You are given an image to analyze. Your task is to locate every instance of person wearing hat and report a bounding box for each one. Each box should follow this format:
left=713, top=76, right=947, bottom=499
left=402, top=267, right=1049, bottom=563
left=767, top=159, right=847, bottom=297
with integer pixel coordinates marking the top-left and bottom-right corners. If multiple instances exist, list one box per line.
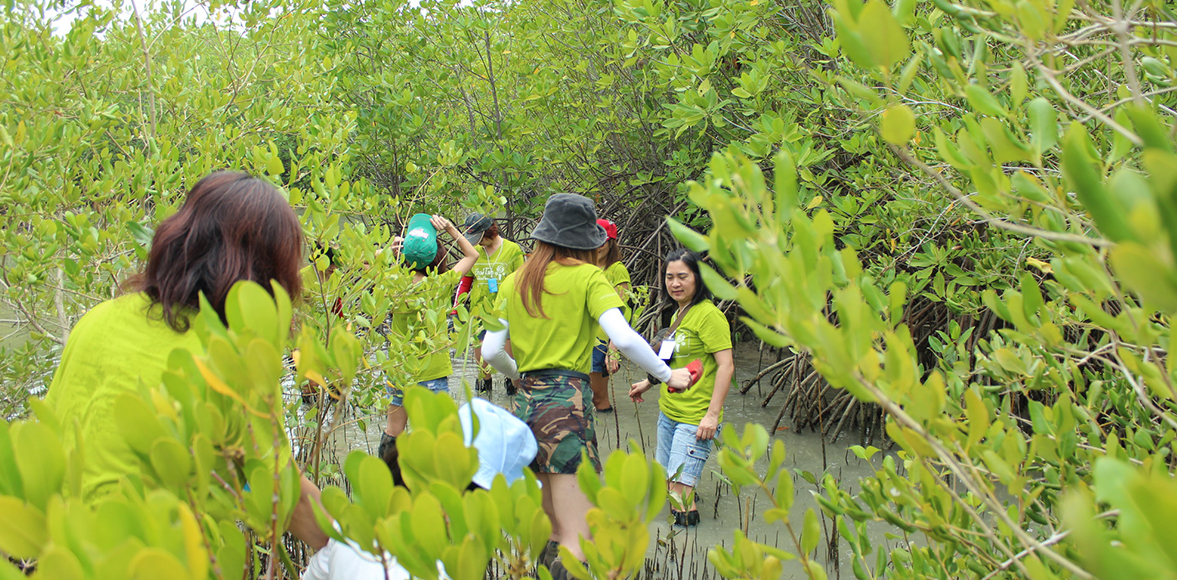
left=378, top=214, right=479, bottom=458
left=589, top=218, right=630, bottom=413
left=480, top=193, right=693, bottom=577
left=460, top=213, right=526, bottom=396
left=304, top=398, right=536, bottom=580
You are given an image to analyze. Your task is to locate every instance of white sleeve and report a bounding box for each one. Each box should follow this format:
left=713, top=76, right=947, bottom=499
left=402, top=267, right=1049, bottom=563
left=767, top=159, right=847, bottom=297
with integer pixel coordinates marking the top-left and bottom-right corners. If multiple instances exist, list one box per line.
left=301, top=541, right=334, bottom=580
left=599, top=308, right=672, bottom=382
left=481, top=322, right=519, bottom=380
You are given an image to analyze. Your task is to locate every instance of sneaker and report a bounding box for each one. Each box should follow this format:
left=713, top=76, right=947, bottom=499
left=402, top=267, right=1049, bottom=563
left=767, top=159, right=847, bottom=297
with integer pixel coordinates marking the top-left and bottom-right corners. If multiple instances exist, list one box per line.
left=377, top=432, right=396, bottom=459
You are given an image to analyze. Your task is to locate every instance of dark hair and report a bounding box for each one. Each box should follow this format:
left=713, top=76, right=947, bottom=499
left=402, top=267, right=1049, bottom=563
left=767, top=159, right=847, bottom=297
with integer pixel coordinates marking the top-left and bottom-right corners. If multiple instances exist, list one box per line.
left=515, top=240, right=596, bottom=318
left=413, top=238, right=449, bottom=276
left=483, top=222, right=500, bottom=241
left=662, top=248, right=712, bottom=306
left=598, top=238, right=621, bottom=269
left=129, top=171, right=304, bottom=332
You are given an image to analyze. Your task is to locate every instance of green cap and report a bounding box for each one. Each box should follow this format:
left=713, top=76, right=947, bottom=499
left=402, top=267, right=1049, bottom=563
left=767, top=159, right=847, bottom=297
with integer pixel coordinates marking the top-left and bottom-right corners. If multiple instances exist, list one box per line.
left=403, top=213, right=438, bottom=270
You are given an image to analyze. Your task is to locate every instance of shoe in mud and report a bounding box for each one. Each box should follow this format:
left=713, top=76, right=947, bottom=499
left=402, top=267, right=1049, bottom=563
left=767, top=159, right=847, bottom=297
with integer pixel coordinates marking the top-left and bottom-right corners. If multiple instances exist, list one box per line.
left=505, top=379, right=518, bottom=397
left=476, top=378, right=493, bottom=394
left=672, top=508, right=700, bottom=527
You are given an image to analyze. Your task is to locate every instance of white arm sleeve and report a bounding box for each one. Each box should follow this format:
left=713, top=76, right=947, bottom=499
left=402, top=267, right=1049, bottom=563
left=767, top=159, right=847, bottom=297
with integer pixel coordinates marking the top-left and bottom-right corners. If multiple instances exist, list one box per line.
left=481, top=322, right=519, bottom=381
left=599, top=308, right=672, bottom=382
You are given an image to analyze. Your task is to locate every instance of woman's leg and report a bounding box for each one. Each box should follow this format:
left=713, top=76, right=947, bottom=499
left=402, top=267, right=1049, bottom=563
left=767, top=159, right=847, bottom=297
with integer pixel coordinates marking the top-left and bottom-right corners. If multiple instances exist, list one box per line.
left=589, top=343, right=612, bottom=411
left=544, top=473, right=594, bottom=561
left=537, top=473, right=562, bottom=542
left=667, top=419, right=712, bottom=522
left=386, top=404, right=407, bottom=437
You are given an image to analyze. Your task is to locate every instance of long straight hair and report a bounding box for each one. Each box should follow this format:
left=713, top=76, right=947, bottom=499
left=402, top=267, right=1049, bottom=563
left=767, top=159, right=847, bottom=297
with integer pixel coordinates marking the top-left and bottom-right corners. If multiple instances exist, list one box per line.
left=130, top=171, right=304, bottom=331
left=516, top=240, right=596, bottom=318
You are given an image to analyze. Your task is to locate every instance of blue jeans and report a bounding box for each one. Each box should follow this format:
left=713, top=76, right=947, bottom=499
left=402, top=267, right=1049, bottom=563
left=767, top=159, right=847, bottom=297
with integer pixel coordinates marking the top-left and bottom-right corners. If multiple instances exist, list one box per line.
left=591, top=342, right=609, bottom=375
left=387, top=377, right=450, bottom=406
left=655, top=411, right=715, bottom=487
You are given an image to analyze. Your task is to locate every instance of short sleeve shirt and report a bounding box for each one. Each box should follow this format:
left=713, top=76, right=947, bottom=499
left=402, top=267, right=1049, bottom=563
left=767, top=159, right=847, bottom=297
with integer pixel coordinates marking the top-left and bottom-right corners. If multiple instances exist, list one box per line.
left=498, top=262, right=624, bottom=375
left=658, top=300, right=732, bottom=424
left=44, top=293, right=203, bottom=501
left=388, top=269, right=461, bottom=383
left=468, top=240, right=525, bottom=318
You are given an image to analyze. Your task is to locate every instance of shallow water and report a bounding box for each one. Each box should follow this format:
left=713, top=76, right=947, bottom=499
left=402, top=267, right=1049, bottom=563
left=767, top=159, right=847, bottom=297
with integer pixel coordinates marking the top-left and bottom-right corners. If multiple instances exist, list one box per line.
left=328, top=342, right=903, bottom=579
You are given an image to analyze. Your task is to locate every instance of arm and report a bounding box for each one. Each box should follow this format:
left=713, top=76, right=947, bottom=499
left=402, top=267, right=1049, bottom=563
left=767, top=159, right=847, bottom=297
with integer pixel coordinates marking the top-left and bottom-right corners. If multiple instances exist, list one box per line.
left=605, top=282, right=630, bottom=373
left=481, top=323, right=519, bottom=380
left=696, top=348, right=733, bottom=441
left=433, top=215, right=479, bottom=276
left=599, top=308, right=691, bottom=391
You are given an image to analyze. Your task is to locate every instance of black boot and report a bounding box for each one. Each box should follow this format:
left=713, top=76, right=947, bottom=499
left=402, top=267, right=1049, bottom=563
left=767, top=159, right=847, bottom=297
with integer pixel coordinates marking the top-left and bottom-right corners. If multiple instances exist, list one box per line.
left=505, top=378, right=518, bottom=397
left=476, top=377, right=493, bottom=394
left=549, top=559, right=586, bottom=580
left=377, top=431, right=396, bottom=459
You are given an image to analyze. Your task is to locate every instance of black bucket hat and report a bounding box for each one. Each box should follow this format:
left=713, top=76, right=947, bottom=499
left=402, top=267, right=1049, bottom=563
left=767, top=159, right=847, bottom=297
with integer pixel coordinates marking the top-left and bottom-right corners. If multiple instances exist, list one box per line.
left=462, top=213, right=493, bottom=244
left=531, top=193, right=607, bottom=250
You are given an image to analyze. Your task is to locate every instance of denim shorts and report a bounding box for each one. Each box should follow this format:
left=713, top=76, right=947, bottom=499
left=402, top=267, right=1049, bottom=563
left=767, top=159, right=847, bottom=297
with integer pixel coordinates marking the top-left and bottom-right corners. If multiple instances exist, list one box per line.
left=655, top=411, right=715, bottom=487
left=590, top=342, right=609, bottom=376
left=386, top=377, right=449, bottom=406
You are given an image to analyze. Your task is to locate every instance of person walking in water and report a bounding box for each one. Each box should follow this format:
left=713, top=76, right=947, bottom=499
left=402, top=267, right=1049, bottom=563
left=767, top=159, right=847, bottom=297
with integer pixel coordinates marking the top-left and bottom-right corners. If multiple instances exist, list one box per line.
left=588, top=218, right=630, bottom=413
left=481, top=194, right=693, bottom=579
left=378, top=214, right=480, bottom=458
left=461, top=213, right=525, bottom=396
left=629, top=249, right=734, bottom=527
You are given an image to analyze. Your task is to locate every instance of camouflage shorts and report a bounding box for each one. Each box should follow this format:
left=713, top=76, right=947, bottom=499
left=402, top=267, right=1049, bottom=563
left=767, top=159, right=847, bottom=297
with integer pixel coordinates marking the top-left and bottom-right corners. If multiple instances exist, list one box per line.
left=510, top=373, right=601, bottom=474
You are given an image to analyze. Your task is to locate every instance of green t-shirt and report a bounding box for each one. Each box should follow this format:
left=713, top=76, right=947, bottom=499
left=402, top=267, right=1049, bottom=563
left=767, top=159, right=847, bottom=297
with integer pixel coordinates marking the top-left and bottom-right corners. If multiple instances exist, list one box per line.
left=44, top=292, right=203, bottom=501
left=597, top=261, right=632, bottom=341
left=469, top=240, right=525, bottom=319
left=498, top=262, right=625, bottom=376
left=388, top=269, right=461, bottom=383
left=658, top=300, right=732, bottom=424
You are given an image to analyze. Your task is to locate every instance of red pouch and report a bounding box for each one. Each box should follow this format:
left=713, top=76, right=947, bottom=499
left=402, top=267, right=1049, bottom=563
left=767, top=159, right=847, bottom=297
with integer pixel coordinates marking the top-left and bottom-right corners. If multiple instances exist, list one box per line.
left=668, top=360, right=703, bottom=393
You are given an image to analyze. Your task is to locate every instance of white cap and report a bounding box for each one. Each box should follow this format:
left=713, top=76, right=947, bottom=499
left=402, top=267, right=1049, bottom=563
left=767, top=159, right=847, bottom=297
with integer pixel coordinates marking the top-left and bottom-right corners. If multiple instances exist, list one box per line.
left=458, top=398, right=538, bottom=489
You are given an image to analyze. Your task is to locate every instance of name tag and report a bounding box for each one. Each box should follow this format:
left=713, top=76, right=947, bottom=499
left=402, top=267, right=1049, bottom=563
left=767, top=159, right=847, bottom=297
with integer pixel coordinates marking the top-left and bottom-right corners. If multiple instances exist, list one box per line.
left=658, top=338, right=676, bottom=360
left=488, top=278, right=499, bottom=293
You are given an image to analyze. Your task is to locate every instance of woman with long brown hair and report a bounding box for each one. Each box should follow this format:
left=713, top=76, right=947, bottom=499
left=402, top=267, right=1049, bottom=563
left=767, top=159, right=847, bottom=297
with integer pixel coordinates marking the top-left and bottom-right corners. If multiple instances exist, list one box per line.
left=44, top=170, right=327, bottom=549
left=481, top=194, right=692, bottom=579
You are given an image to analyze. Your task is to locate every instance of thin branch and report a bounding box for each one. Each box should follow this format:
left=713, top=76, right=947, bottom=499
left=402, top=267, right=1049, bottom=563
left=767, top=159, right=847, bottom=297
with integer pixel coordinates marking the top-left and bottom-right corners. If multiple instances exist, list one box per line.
left=890, top=146, right=1113, bottom=248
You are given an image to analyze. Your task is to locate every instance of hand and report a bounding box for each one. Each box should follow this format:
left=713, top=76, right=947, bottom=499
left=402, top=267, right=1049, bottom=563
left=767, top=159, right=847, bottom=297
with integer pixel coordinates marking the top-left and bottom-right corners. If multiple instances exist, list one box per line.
left=629, top=380, right=652, bottom=403
left=606, top=349, right=620, bottom=374
left=696, top=412, right=719, bottom=441
left=390, top=236, right=404, bottom=255
left=431, top=215, right=457, bottom=235
left=664, top=367, right=692, bottom=393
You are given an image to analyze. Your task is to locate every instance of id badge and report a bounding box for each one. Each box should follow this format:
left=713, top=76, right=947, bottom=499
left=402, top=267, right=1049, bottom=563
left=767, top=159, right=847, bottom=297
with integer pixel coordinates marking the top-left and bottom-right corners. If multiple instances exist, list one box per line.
left=658, top=338, right=676, bottom=360
left=488, top=278, right=499, bottom=293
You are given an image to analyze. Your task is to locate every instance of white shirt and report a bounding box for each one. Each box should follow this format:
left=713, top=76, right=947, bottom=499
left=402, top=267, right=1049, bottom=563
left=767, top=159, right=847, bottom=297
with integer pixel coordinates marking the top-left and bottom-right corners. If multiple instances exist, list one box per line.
left=302, top=538, right=448, bottom=580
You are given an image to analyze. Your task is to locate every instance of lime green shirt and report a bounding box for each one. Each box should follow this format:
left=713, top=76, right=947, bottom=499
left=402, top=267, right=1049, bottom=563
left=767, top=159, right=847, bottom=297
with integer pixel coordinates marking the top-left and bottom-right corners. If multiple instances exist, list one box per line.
left=597, top=261, right=632, bottom=341
left=44, top=292, right=203, bottom=501
left=469, top=240, right=525, bottom=318
left=498, top=262, right=625, bottom=375
left=388, top=269, right=461, bottom=383
left=658, top=300, right=732, bottom=424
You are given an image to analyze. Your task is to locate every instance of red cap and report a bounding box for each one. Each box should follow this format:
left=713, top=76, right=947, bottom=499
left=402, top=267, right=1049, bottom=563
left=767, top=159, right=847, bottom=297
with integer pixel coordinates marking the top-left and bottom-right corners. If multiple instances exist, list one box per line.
left=596, top=218, right=618, bottom=240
